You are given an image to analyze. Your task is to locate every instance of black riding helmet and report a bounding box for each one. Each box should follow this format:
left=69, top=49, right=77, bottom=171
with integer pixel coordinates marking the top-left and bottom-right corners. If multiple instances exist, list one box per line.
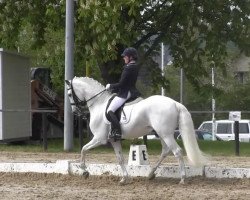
left=121, top=47, right=138, bottom=60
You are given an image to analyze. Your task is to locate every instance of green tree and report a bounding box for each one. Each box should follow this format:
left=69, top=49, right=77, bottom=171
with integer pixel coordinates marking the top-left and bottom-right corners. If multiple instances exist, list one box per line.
left=0, top=0, right=249, bottom=93
left=75, top=0, right=249, bottom=87
left=0, top=0, right=66, bottom=93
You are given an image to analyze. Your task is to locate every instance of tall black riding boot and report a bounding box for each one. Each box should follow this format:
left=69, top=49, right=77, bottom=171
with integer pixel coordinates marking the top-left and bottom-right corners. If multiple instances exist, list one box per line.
left=107, top=111, right=122, bottom=140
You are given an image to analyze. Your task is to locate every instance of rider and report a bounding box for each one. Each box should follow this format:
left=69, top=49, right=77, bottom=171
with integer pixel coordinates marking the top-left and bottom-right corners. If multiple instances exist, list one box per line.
left=106, top=47, right=141, bottom=140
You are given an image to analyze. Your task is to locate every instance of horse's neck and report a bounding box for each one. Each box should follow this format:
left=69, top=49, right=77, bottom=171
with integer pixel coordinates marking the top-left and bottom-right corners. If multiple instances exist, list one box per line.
left=75, top=80, right=110, bottom=110
left=87, top=90, right=110, bottom=105
left=74, top=79, right=101, bottom=99
left=86, top=91, right=111, bottom=114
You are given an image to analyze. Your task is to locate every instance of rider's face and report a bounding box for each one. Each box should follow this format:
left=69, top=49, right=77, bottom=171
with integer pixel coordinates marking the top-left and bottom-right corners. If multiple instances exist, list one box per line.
left=123, top=56, right=129, bottom=64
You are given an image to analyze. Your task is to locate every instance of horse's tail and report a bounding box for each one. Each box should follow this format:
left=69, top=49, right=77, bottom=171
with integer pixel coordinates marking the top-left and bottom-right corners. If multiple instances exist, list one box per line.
left=176, top=102, right=207, bottom=167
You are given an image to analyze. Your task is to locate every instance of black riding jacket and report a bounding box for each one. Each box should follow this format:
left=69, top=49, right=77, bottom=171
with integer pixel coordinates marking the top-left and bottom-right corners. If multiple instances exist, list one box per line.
left=110, top=62, right=140, bottom=99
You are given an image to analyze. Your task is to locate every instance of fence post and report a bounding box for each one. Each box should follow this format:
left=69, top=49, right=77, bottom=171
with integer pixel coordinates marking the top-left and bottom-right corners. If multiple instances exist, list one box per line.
left=143, top=135, right=148, bottom=147
left=78, top=114, right=84, bottom=151
left=234, top=120, right=240, bottom=156
left=86, top=115, right=92, bottom=139
left=229, top=111, right=241, bottom=156
left=42, top=113, right=48, bottom=151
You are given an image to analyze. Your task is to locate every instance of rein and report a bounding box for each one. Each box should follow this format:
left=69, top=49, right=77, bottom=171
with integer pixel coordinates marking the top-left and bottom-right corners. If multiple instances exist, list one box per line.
left=85, top=89, right=107, bottom=104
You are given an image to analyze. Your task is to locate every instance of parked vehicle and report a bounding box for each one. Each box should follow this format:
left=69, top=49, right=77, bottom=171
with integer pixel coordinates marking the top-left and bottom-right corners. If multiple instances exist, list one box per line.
left=198, top=120, right=250, bottom=142
left=195, top=130, right=222, bottom=141
left=141, top=128, right=223, bottom=141
left=138, top=130, right=159, bottom=140
left=174, top=130, right=222, bottom=141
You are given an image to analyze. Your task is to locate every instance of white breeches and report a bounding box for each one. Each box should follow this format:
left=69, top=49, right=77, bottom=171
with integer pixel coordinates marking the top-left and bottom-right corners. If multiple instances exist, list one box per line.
left=107, top=92, right=131, bottom=112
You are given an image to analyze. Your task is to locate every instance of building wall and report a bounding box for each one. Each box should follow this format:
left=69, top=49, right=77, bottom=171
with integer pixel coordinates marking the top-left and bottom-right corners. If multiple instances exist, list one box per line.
left=233, top=54, right=250, bottom=83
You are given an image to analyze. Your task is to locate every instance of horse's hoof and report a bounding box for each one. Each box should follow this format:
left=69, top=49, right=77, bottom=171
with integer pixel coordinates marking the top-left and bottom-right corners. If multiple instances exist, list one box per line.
left=82, top=171, right=90, bottom=179
left=119, top=181, right=126, bottom=186
left=119, top=178, right=130, bottom=186
left=179, top=179, right=185, bottom=184
left=148, top=173, right=156, bottom=180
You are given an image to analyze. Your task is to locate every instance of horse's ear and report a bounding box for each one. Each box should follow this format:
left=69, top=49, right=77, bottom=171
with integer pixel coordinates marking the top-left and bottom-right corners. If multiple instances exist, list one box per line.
left=65, top=80, right=70, bottom=86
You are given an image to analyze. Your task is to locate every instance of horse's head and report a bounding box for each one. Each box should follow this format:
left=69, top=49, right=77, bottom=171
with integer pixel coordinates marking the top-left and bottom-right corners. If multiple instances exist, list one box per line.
left=65, top=79, right=86, bottom=115
left=66, top=77, right=110, bottom=116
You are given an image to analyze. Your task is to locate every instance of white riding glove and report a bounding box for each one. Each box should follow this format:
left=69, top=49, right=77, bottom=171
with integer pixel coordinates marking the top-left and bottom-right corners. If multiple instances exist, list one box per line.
left=105, top=84, right=111, bottom=90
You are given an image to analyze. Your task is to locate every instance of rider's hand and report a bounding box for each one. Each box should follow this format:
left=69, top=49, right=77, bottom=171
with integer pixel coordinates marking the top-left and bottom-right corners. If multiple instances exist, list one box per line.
left=105, top=84, right=110, bottom=90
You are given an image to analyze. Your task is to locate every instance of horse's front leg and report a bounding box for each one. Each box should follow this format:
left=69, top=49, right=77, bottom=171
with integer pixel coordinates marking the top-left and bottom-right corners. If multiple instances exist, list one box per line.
left=79, top=137, right=102, bottom=178
left=110, top=140, right=129, bottom=185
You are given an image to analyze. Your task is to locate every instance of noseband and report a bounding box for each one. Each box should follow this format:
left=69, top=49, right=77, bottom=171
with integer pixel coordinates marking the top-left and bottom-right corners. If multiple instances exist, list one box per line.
left=68, top=81, right=106, bottom=115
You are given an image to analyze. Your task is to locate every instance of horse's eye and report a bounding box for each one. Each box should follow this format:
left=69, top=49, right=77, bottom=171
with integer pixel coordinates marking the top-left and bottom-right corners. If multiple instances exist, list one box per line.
left=68, top=94, right=72, bottom=97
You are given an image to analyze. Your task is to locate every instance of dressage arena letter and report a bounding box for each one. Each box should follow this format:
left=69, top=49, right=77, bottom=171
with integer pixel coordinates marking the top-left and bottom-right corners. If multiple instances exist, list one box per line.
left=132, top=150, right=136, bottom=161
left=128, top=145, right=149, bottom=165
left=142, top=150, right=147, bottom=160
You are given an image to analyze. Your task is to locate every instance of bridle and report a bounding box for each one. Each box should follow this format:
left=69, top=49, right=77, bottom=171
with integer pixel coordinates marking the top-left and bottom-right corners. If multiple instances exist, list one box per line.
left=67, top=80, right=106, bottom=115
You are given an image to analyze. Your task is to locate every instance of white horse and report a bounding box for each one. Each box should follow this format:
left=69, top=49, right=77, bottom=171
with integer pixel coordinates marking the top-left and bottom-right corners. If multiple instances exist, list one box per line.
left=65, top=77, right=206, bottom=184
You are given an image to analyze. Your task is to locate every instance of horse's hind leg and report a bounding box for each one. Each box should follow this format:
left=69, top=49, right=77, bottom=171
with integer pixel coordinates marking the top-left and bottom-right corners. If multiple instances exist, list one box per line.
left=162, top=137, right=186, bottom=184
left=176, top=148, right=186, bottom=184
left=110, top=140, right=129, bottom=185
left=148, top=139, right=170, bottom=180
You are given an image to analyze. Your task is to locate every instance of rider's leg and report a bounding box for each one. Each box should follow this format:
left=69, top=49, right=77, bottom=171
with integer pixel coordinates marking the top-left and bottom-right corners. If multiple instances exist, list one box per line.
left=107, top=110, right=122, bottom=139
left=107, top=92, right=131, bottom=140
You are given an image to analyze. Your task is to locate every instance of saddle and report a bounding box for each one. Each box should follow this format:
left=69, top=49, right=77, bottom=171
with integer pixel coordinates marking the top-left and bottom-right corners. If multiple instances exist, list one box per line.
left=104, top=95, right=143, bottom=124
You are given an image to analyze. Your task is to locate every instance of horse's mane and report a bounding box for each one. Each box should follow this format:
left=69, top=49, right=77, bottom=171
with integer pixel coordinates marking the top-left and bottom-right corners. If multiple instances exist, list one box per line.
left=74, top=76, right=105, bottom=92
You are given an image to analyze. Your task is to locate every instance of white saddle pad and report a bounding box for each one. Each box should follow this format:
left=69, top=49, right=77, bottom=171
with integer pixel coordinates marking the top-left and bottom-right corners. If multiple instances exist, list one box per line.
left=103, top=97, right=143, bottom=124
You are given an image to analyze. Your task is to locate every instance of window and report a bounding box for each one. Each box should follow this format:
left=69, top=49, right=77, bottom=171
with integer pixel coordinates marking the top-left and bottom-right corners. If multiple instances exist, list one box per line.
left=202, top=133, right=213, bottom=140
left=238, top=123, right=249, bottom=134
left=217, top=123, right=232, bottom=134
left=201, top=123, right=212, bottom=132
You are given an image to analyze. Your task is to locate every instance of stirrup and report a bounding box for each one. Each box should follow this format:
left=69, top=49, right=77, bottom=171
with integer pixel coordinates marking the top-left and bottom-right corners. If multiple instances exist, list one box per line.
left=109, top=129, right=122, bottom=140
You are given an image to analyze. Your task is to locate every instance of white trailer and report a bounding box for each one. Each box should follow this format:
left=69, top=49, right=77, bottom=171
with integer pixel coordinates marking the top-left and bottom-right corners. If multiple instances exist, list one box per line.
left=0, top=49, right=31, bottom=141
